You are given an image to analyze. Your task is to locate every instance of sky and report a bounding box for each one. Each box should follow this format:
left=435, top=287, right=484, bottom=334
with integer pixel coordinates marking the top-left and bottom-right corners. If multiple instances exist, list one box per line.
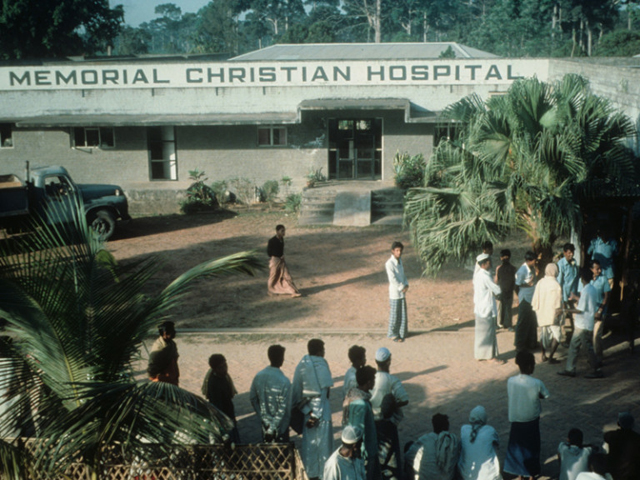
left=115, top=0, right=211, bottom=26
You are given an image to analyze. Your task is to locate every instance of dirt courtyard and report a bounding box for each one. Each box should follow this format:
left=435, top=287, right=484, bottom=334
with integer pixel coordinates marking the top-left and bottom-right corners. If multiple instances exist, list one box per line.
left=110, top=209, right=640, bottom=480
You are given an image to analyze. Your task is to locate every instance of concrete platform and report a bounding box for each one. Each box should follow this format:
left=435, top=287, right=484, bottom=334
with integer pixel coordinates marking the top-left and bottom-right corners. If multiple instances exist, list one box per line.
left=333, top=191, right=371, bottom=226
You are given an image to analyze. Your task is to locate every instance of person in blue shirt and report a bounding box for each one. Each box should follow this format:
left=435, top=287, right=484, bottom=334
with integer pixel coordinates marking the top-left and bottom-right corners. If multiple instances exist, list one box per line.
left=557, top=243, right=579, bottom=304
left=577, top=260, right=611, bottom=366
left=587, top=229, right=618, bottom=288
left=558, top=268, right=604, bottom=378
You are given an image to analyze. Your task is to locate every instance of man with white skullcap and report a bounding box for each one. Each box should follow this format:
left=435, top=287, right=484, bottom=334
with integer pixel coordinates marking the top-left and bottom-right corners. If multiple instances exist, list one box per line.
left=370, top=347, right=409, bottom=479
left=324, top=426, right=366, bottom=480
left=473, top=253, right=504, bottom=364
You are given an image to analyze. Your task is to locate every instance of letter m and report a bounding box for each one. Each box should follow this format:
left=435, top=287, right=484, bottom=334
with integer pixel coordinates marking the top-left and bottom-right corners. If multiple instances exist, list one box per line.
left=10, top=71, right=31, bottom=86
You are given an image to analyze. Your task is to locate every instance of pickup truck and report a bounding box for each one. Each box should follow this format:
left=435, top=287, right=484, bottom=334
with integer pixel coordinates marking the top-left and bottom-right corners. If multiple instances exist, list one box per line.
left=0, top=164, right=130, bottom=240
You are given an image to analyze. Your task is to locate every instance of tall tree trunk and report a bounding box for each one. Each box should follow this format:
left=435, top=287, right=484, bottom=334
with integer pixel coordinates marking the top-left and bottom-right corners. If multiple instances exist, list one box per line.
left=375, top=0, right=381, bottom=43
left=587, top=20, right=592, bottom=56
left=423, top=12, right=427, bottom=42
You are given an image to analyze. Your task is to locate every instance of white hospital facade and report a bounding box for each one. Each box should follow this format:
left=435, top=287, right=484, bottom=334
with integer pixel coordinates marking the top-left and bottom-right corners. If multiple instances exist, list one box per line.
left=1, top=44, right=639, bottom=214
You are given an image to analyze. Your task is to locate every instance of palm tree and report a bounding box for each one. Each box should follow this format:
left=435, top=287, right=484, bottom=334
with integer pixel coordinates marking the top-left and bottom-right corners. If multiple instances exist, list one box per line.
left=404, top=74, right=637, bottom=276
left=0, top=199, right=262, bottom=478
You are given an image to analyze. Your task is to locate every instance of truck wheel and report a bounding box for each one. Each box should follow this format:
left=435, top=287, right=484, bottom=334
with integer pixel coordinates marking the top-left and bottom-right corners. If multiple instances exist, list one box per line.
left=89, top=210, right=116, bottom=240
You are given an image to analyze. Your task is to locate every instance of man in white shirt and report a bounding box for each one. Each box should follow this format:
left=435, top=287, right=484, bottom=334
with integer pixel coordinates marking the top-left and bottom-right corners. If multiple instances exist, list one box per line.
left=385, top=241, right=409, bottom=342
left=473, top=253, right=503, bottom=363
left=558, top=428, right=592, bottom=480
left=405, top=413, right=460, bottom=480
left=504, top=351, right=550, bottom=479
left=515, top=251, right=538, bottom=352
left=292, top=339, right=334, bottom=480
left=558, top=269, right=604, bottom=379
left=249, top=344, right=291, bottom=443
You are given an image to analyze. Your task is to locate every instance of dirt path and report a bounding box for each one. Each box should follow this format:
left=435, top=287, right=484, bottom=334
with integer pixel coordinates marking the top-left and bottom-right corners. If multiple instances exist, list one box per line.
left=114, top=210, right=640, bottom=480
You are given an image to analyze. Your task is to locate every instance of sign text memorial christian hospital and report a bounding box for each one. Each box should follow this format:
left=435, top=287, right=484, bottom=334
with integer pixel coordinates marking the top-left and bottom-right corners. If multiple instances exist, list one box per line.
left=2, top=60, right=545, bottom=90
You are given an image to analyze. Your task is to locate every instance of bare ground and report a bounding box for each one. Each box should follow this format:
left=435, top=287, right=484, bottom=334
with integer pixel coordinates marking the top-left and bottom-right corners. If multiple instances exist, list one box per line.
left=112, top=207, right=640, bottom=480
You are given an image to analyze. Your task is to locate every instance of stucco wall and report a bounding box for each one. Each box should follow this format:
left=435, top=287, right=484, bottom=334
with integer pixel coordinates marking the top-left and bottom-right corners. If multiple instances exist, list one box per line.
left=548, top=59, right=640, bottom=153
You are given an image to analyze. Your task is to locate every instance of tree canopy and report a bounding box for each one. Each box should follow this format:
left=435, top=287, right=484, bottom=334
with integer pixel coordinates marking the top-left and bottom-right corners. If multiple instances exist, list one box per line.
left=2, top=0, right=638, bottom=59
left=0, top=0, right=124, bottom=59
left=107, top=0, right=640, bottom=58
left=403, top=74, right=638, bottom=276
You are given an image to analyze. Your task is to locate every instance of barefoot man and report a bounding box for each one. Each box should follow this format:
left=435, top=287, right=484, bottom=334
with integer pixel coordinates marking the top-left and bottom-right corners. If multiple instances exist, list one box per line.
left=267, top=224, right=301, bottom=297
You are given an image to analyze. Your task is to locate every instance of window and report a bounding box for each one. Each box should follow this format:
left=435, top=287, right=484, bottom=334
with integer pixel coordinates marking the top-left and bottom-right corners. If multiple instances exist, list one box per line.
left=0, top=124, right=13, bottom=148
left=258, top=126, right=287, bottom=146
left=73, top=127, right=115, bottom=148
left=434, top=123, right=460, bottom=146
left=148, top=126, right=178, bottom=181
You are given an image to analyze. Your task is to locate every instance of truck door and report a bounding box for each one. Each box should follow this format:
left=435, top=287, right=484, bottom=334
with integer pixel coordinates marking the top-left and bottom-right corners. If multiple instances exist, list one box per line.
left=41, top=175, right=77, bottom=224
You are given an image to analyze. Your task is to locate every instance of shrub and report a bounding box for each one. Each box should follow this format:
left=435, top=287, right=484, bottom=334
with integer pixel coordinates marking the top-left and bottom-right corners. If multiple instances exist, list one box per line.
left=285, top=193, right=302, bottom=214
left=261, top=180, right=280, bottom=203
left=180, top=169, right=218, bottom=214
left=211, top=180, right=229, bottom=204
left=393, top=152, right=426, bottom=190
left=228, top=177, right=255, bottom=205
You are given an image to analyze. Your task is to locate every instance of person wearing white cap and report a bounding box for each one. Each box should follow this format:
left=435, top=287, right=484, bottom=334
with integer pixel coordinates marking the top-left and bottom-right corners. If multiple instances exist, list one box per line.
left=292, top=338, right=334, bottom=480
left=473, top=253, right=504, bottom=364
left=385, top=241, right=409, bottom=342
left=370, top=347, right=409, bottom=479
left=324, top=426, right=366, bottom=480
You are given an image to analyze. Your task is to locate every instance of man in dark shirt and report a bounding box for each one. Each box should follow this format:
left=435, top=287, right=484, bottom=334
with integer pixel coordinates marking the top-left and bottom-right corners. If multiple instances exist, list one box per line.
left=267, top=224, right=301, bottom=297
left=603, top=412, right=640, bottom=480
left=495, top=249, right=517, bottom=330
left=204, top=354, right=240, bottom=443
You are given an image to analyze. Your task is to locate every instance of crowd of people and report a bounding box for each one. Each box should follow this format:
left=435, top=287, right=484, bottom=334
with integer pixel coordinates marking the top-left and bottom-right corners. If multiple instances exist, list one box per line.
left=141, top=230, right=640, bottom=480
left=471, top=232, right=632, bottom=380
left=147, top=328, right=640, bottom=480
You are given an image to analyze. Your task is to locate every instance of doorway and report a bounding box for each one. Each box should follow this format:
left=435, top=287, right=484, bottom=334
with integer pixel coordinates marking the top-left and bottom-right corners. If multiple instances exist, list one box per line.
left=328, top=118, right=382, bottom=180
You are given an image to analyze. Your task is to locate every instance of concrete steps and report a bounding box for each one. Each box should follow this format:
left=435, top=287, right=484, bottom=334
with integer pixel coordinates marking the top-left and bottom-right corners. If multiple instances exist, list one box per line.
left=298, top=183, right=405, bottom=227
left=371, top=187, right=405, bottom=225
left=298, top=187, right=337, bottom=225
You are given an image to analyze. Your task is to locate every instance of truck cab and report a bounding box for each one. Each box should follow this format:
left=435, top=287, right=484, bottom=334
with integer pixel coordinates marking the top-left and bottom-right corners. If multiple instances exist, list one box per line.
left=0, top=165, right=130, bottom=240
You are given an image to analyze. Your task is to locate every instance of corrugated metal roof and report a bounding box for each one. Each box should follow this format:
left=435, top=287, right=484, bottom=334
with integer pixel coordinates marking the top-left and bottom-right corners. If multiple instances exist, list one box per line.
left=231, top=43, right=498, bottom=61
left=299, top=98, right=440, bottom=123
left=12, top=113, right=299, bottom=127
